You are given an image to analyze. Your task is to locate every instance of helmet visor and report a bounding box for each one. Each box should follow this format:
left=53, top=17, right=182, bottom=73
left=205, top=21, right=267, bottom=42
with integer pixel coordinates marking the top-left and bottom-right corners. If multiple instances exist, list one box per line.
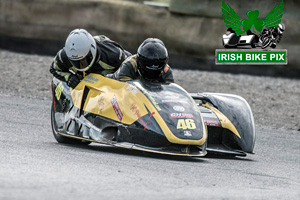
left=138, top=56, right=167, bottom=80
left=70, top=50, right=95, bottom=71
left=139, top=56, right=166, bottom=71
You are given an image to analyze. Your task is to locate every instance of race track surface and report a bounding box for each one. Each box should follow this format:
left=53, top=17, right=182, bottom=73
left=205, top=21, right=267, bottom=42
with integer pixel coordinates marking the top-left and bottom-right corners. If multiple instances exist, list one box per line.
left=0, top=50, right=300, bottom=199
left=0, top=95, right=300, bottom=200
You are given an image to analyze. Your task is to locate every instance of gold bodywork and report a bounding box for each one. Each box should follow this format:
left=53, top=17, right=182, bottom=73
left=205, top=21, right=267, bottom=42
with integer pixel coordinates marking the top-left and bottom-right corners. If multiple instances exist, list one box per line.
left=202, top=103, right=241, bottom=139
left=71, top=74, right=207, bottom=146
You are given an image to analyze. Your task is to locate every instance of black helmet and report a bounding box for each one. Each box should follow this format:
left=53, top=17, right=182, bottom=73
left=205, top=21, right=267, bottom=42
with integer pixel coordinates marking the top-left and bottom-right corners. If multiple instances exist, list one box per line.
left=137, top=38, right=168, bottom=80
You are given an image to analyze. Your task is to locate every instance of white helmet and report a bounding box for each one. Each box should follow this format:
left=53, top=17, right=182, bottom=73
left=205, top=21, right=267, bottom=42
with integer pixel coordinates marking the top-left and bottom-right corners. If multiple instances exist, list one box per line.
left=64, top=29, right=97, bottom=72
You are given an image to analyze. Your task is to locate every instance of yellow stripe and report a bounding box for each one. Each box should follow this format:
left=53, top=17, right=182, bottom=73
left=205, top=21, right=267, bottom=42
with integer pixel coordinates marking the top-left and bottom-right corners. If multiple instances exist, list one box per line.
left=129, top=56, right=138, bottom=72
left=202, top=103, right=241, bottom=138
left=99, top=60, right=115, bottom=70
left=118, top=76, right=133, bottom=81
left=56, top=71, right=71, bottom=81
left=93, top=36, right=101, bottom=42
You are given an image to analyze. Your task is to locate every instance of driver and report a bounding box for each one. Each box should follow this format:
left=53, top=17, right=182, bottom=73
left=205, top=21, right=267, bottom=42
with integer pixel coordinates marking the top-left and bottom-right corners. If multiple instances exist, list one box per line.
left=50, top=29, right=131, bottom=88
left=110, top=38, right=174, bottom=83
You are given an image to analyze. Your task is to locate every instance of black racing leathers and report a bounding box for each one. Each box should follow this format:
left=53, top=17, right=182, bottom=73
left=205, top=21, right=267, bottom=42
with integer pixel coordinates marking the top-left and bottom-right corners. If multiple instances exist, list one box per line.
left=50, top=35, right=131, bottom=85
left=111, top=55, right=174, bottom=83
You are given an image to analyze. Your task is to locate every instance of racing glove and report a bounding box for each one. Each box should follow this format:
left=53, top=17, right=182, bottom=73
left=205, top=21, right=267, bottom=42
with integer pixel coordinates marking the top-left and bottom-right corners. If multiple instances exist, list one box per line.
left=67, top=74, right=81, bottom=89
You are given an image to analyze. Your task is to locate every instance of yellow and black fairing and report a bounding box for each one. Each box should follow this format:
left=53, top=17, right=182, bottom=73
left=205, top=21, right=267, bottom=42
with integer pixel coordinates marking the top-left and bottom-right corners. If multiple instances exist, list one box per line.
left=190, top=93, right=256, bottom=157
left=51, top=73, right=207, bottom=156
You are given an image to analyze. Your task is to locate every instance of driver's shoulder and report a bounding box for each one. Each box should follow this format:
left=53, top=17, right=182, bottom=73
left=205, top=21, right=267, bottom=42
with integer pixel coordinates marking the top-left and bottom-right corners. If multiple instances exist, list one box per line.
left=55, top=49, right=71, bottom=66
left=93, top=35, right=110, bottom=43
left=122, top=55, right=138, bottom=71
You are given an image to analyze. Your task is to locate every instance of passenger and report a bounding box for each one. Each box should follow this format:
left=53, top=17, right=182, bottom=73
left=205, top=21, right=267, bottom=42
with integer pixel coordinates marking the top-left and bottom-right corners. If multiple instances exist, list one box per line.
left=110, top=38, right=174, bottom=83
left=50, top=29, right=131, bottom=88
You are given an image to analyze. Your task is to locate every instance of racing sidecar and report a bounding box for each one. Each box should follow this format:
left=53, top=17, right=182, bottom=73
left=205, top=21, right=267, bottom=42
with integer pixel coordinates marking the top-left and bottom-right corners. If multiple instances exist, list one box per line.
left=51, top=73, right=255, bottom=157
left=222, top=29, right=259, bottom=48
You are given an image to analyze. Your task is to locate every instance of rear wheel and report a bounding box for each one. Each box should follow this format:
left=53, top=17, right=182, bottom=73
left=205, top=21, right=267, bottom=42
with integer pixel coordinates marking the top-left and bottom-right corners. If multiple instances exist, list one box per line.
left=51, top=104, right=91, bottom=145
left=251, top=41, right=256, bottom=48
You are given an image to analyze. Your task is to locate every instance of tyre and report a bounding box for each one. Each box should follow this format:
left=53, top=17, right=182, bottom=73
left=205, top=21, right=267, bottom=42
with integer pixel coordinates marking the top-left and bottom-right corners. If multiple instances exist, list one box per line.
left=251, top=41, right=256, bottom=48
left=270, top=43, right=277, bottom=48
left=51, top=104, right=91, bottom=145
left=261, top=37, right=272, bottom=49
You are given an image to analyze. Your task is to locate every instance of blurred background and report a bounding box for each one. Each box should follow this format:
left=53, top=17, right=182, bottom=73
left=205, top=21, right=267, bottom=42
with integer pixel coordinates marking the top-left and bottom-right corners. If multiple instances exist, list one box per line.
left=0, top=0, right=299, bottom=77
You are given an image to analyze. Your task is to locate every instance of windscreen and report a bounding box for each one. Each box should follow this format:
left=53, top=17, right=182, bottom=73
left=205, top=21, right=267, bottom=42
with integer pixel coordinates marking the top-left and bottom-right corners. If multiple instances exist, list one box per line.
left=130, top=81, right=205, bottom=141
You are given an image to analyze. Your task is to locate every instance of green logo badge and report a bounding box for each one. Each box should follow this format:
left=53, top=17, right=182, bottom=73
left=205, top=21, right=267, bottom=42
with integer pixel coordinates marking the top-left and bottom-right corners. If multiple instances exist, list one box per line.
left=222, top=0, right=283, bottom=35
left=216, top=1, right=287, bottom=65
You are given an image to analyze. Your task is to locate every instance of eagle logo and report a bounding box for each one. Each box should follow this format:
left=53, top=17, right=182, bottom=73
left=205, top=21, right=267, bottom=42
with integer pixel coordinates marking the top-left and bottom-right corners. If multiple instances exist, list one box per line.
left=221, top=1, right=285, bottom=49
left=222, top=1, right=283, bottom=35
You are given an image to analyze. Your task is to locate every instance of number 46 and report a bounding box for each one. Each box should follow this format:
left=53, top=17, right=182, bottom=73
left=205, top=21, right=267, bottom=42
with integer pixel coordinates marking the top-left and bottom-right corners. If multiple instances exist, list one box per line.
left=177, top=119, right=196, bottom=130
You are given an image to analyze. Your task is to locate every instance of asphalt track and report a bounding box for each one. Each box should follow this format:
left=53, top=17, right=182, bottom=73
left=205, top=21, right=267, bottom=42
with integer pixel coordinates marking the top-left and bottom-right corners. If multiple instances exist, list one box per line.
left=0, top=94, right=299, bottom=200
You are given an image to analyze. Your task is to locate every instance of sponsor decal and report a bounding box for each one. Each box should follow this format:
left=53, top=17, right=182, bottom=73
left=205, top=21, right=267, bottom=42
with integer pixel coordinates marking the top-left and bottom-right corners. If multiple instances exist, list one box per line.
left=177, top=119, right=196, bottom=130
left=130, top=103, right=155, bottom=130
left=173, top=106, right=185, bottom=112
left=184, top=131, right=192, bottom=137
left=216, top=1, right=287, bottom=65
left=84, top=75, right=99, bottom=84
left=126, top=86, right=139, bottom=94
left=204, top=120, right=219, bottom=127
left=98, top=96, right=105, bottom=113
left=55, top=82, right=64, bottom=101
left=170, top=113, right=194, bottom=119
left=111, top=95, right=123, bottom=121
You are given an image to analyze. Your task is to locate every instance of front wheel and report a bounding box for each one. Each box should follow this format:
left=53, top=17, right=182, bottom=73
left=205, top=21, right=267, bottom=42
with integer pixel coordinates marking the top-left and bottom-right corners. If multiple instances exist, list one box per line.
left=51, top=104, right=91, bottom=145
left=261, top=37, right=272, bottom=49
